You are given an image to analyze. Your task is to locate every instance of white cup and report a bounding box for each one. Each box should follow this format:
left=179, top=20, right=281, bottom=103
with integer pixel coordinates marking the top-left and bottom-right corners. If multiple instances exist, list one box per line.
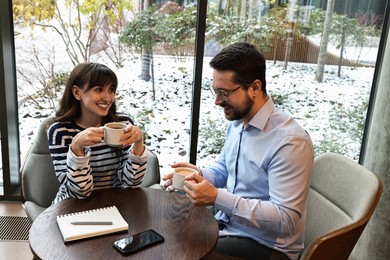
left=172, top=167, right=198, bottom=191
left=103, top=122, right=127, bottom=147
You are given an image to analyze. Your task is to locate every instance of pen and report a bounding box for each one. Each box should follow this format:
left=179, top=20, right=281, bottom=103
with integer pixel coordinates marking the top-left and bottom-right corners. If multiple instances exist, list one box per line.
left=71, top=221, right=113, bottom=225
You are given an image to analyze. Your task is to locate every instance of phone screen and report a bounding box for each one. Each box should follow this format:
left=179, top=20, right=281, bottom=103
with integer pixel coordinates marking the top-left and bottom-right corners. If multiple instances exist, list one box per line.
left=113, top=229, right=164, bottom=255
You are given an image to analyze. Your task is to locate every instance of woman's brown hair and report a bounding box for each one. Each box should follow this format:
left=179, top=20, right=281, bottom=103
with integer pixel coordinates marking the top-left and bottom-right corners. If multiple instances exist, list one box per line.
left=55, top=62, right=119, bottom=124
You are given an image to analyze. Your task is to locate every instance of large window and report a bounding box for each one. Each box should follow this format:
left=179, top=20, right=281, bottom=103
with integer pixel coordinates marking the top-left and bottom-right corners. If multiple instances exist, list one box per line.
left=1, top=0, right=388, bottom=198
left=198, top=0, right=384, bottom=166
left=13, top=0, right=199, bottom=176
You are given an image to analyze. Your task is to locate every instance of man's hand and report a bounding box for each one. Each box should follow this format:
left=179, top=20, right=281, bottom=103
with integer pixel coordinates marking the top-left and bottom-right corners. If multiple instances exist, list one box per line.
left=162, top=162, right=200, bottom=191
left=183, top=174, right=218, bottom=206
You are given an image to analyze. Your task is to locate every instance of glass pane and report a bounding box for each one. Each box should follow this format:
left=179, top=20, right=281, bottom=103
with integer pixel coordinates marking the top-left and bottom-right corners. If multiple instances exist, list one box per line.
left=14, top=1, right=198, bottom=183
left=199, top=0, right=385, bottom=162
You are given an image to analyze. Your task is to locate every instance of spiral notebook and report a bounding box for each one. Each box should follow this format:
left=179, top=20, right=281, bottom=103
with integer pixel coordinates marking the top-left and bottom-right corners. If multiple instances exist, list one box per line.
left=56, top=206, right=128, bottom=242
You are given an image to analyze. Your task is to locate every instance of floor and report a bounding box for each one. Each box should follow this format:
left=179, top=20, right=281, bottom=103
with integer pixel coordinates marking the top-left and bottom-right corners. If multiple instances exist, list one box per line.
left=0, top=201, right=34, bottom=260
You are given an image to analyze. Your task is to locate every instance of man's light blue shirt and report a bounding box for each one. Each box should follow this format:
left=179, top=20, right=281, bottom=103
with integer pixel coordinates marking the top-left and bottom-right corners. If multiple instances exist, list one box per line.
left=202, top=97, right=314, bottom=260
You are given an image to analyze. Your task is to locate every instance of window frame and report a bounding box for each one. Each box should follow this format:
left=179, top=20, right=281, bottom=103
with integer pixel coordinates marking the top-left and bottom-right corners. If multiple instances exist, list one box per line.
left=0, top=0, right=21, bottom=200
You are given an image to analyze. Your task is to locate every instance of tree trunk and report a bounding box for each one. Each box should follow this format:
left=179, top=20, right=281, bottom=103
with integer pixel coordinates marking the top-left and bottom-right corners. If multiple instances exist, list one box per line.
left=283, top=0, right=297, bottom=70
left=141, top=50, right=152, bottom=82
left=273, top=37, right=279, bottom=64
left=140, top=0, right=152, bottom=82
left=283, top=24, right=294, bottom=70
left=315, top=0, right=335, bottom=83
left=217, top=0, right=224, bottom=15
left=233, top=0, right=239, bottom=17
left=337, top=29, right=345, bottom=77
left=338, top=0, right=349, bottom=78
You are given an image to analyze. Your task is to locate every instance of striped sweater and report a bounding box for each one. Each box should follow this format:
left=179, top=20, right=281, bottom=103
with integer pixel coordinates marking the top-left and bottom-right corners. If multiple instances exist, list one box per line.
left=47, top=115, right=147, bottom=204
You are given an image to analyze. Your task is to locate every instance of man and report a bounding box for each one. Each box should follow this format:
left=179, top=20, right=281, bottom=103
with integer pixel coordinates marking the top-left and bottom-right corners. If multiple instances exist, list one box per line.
left=163, top=42, right=314, bottom=260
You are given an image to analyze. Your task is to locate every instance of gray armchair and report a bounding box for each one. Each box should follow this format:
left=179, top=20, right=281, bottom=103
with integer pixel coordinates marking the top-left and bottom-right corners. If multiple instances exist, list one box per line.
left=300, top=152, right=383, bottom=260
left=20, top=116, right=162, bottom=222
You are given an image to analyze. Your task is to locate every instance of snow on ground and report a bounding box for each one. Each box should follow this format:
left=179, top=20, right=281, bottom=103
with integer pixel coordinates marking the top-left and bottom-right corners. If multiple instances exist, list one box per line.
left=1, top=24, right=377, bottom=182
left=16, top=55, right=374, bottom=177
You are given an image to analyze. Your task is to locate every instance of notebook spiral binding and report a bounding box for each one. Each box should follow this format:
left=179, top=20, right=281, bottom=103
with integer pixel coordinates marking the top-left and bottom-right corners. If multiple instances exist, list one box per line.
left=58, top=206, right=115, bottom=218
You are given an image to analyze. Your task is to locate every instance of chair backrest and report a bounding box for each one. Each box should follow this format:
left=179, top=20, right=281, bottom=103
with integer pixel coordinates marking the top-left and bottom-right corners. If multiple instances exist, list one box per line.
left=20, top=116, right=58, bottom=209
left=20, top=116, right=161, bottom=221
left=300, top=152, right=383, bottom=260
left=142, top=150, right=161, bottom=188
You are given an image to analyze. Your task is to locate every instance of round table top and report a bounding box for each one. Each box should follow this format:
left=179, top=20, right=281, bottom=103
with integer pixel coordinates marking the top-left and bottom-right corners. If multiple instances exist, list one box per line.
left=29, top=187, right=219, bottom=259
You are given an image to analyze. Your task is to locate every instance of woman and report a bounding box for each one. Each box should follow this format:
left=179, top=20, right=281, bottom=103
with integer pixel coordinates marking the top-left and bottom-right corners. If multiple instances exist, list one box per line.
left=48, top=62, right=147, bottom=204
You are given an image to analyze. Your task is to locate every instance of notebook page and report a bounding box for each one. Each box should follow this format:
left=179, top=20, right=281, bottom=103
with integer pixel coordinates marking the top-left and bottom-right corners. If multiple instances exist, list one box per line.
left=56, top=205, right=128, bottom=242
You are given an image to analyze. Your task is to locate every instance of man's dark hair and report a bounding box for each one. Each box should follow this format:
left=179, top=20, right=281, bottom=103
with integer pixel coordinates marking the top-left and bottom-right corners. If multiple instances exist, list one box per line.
left=209, top=42, right=266, bottom=93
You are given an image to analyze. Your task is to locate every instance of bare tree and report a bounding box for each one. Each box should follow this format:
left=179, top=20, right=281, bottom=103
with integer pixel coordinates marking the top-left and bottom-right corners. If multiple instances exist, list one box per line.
left=13, top=0, right=132, bottom=66
left=17, top=45, right=61, bottom=109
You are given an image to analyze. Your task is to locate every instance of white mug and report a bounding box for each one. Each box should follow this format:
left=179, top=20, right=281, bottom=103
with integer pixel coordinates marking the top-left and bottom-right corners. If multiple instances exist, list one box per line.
left=172, top=167, right=198, bottom=191
left=103, top=122, right=127, bottom=147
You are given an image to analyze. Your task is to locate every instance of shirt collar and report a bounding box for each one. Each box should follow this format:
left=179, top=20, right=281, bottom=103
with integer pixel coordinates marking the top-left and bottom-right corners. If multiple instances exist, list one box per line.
left=232, top=96, right=275, bottom=131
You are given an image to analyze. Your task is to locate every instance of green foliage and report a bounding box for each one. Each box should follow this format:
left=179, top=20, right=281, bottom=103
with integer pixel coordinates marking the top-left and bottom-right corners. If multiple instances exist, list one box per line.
left=265, top=6, right=289, bottom=40
left=134, top=108, right=154, bottom=140
left=331, top=13, right=373, bottom=48
left=43, top=71, right=68, bottom=107
left=156, top=6, right=197, bottom=52
left=48, top=71, right=68, bottom=91
left=120, top=4, right=197, bottom=56
left=271, top=92, right=289, bottom=106
left=297, top=8, right=372, bottom=48
left=119, top=5, right=161, bottom=53
left=135, top=108, right=154, bottom=130
left=315, top=100, right=368, bottom=158
left=207, top=15, right=271, bottom=52
left=331, top=100, right=368, bottom=141
left=198, top=118, right=227, bottom=158
left=298, top=8, right=326, bottom=36
left=315, top=134, right=345, bottom=156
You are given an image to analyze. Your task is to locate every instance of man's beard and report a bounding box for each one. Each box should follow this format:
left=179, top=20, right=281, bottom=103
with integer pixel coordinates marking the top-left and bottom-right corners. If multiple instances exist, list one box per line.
left=220, top=95, right=254, bottom=121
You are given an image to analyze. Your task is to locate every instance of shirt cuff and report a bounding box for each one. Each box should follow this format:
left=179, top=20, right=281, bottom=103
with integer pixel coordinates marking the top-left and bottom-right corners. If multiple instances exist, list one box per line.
left=67, top=147, right=90, bottom=165
left=129, top=145, right=148, bottom=162
left=201, top=168, right=216, bottom=184
left=214, top=188, right=237, bottom=217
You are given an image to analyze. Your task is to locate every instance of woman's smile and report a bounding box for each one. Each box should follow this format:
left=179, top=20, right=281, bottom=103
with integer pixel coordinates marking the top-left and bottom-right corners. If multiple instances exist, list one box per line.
left=97, top=102, right=110, bottom=110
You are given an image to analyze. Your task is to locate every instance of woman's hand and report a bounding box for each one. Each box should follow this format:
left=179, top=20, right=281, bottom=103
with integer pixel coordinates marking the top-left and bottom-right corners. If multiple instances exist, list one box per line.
left=122, top=125, right=145, bottom=156
left=71, top=127, right=104, bottom=156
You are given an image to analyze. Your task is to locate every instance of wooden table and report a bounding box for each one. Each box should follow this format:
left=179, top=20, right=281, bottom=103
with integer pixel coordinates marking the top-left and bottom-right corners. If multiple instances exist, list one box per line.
left=29, top=187, right=219, bottom=259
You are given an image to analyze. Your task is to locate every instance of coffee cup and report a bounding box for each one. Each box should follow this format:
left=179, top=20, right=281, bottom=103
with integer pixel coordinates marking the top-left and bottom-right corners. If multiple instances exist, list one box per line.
left=103, top=122, right=128, bottom=147
left=172, top=167, right=198, bottom=191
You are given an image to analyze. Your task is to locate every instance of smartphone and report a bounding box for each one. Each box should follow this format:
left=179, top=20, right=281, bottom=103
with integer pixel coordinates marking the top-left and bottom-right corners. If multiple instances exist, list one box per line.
left=113, top=229, right=164, bottom=255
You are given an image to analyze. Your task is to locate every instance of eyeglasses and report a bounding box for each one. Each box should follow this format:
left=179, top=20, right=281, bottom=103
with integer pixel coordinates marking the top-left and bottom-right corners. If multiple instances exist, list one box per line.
left=210, top=85, right=242, bottom=101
